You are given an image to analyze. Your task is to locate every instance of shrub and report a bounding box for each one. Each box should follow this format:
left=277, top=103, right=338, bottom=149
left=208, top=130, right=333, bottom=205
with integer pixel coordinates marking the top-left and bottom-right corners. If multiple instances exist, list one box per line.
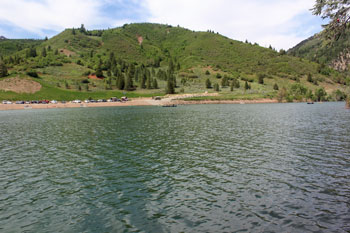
left=26, top=70, right=39, bottom=78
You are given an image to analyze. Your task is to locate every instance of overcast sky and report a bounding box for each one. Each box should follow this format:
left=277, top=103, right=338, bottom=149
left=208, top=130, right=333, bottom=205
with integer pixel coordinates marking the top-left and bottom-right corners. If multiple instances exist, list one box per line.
left=0, top=0, right=325, bottom=50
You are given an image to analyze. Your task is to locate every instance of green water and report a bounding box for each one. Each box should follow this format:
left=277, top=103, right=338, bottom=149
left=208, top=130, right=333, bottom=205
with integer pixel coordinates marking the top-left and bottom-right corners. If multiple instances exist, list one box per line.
left=1, top=103, right=350, bottom=232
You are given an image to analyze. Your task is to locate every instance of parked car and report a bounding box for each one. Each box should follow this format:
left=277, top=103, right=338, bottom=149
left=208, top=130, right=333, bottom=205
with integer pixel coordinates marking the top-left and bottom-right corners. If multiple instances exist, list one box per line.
left=72, top=100, right=81, bottom=103
left=50, top=100, right=58, bottom=104
left=61, top=101, right=66, bottom=104
left=15, top=101, right=25, bottom=104
left=2, top=100, right=8, bottom=104
left=84, top=100, right=90, bottom=103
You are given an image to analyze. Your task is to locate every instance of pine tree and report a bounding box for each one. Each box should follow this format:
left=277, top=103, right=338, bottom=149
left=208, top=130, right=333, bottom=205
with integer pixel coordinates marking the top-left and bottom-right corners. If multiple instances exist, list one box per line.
left=244, top=81, right=250, bottom=90
left=0, top=62, right=8, bottom=77
left=42, top=47, right=47, bottom=57
left=166, top=76, right=175, bottom=94
left=146, top=77, right=152, bottom=89
left=95, top=65, right=103, bottom=78
left=140, top=74, right=146, bottom=89
left=214, top=83, right=220, bottom=91
left=273, top=83, right=279, bottom=90
left=152, top=78, right=158, bottom=89
left=221, top=76, right=229, bottom=87
left=205, top=78, right=212, bottom=88
left=307, top=73, right=313, bottom=82
left=168, top=59, right=175, bottom=74
left=72, top=28, right=76, bottom=35
left=117, top=75, right=125, bottom=90
left=125, top=72, right=134, bottom=91
left=80, top=24, right=86, bottom=34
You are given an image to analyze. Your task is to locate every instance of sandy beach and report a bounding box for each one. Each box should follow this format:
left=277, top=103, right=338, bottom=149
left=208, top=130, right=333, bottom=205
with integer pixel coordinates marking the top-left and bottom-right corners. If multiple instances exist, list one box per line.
left=0, top=94, right=278, bottom=111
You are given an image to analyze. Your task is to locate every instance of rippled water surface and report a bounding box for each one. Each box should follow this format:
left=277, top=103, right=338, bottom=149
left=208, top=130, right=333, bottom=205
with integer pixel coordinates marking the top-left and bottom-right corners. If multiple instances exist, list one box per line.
left=1, top=103, right=350, bottom=232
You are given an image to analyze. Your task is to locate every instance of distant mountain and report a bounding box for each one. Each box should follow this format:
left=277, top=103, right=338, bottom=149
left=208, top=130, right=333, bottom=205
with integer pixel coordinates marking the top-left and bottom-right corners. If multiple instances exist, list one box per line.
left=288, top=29, right=350, bottom=72
left=0, top=36, right=6, bottom=40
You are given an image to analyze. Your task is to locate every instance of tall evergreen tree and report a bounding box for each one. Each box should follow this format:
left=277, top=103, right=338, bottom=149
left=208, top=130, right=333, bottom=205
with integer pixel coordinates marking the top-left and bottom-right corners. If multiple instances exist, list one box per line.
left=206, top=78, right=212, bottom=88
left=168, top=59, right=175, bottom=74
left=146, top=76, right=152, bottom=89
left=125, top=71, right=134, bottom=91
left=0, top=62, right=8, bottom=77
left=117, top=75, right=125, bottom=90
left=152, top=78, right=159, bottom=89
left=244, top=81, right=251, bottom=90
left=80, top=24, right=86, bottom=34
left=166, top=75, right=175, bottom=94
left=140, top=74, right=146, bottom=89
left=95, top=65, right=104, bottom=78
left=42, top=47, right=47, bottom=57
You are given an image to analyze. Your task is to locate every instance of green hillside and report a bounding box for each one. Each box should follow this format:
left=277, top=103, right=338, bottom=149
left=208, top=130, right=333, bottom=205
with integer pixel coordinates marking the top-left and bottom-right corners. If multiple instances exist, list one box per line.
left=0, top=23, right=348, bottom=102
left=288, top=29, right=350, bottom=74
left=0, top=39, right=43, bottom=57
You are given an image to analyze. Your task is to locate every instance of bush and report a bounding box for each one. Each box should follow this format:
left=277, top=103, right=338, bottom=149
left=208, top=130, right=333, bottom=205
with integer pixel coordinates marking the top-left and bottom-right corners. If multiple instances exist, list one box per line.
left=258, top=73, right=265, bottom=84
left=214, top=83, right=220, bottom=91
left=26, top=70, right=39, bottom=78
left=205, top=70, right=210, bottom=75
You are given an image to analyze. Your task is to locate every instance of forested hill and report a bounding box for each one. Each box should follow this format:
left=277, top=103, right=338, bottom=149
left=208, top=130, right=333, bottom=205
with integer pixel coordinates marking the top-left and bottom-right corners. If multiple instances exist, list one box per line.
left=0, top=23, right=347, bottom=101
left=288, top=29, right=350, bottom=72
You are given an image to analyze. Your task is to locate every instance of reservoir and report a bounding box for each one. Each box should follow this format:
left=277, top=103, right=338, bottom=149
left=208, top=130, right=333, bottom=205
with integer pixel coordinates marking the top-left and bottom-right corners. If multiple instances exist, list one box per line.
left=0, top=102, right=349, bottom=232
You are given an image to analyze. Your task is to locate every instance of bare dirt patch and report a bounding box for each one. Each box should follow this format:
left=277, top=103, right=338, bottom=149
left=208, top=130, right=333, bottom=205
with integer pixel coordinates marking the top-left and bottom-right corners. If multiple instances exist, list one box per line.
left=88, top=74, right=104, bottom=80
left=60, top=48, right=76, bottom=57
left=0, top=77, right=42, bottom=93
left=137, top=36, right=143, bottom=45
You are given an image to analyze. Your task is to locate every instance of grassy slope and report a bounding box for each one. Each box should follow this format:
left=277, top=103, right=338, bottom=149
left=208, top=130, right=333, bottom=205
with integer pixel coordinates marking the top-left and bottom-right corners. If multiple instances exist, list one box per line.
left=288, top=29, right=350, bottom=67
left=0, top=39, right=43, bottom=57
left=0, top=23, right=346, bottom=101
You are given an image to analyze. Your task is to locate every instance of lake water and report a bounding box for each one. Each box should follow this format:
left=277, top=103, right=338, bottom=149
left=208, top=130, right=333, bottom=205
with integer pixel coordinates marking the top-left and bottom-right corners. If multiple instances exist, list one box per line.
left=0, top=103, right=350, bottom=232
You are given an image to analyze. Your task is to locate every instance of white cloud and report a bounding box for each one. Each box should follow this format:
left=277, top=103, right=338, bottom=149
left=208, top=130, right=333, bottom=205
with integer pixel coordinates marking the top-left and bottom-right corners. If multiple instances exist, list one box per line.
left=0, top=0, right=323, bottom=48
left=144, top=0, right=321, bottom=49
left=0, top=0, right=109, bottom=37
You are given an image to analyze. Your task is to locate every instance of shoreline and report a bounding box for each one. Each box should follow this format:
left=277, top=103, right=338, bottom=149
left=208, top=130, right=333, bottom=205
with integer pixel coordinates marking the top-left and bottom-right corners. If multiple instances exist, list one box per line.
left=0, top=97, right=280, bottom=111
